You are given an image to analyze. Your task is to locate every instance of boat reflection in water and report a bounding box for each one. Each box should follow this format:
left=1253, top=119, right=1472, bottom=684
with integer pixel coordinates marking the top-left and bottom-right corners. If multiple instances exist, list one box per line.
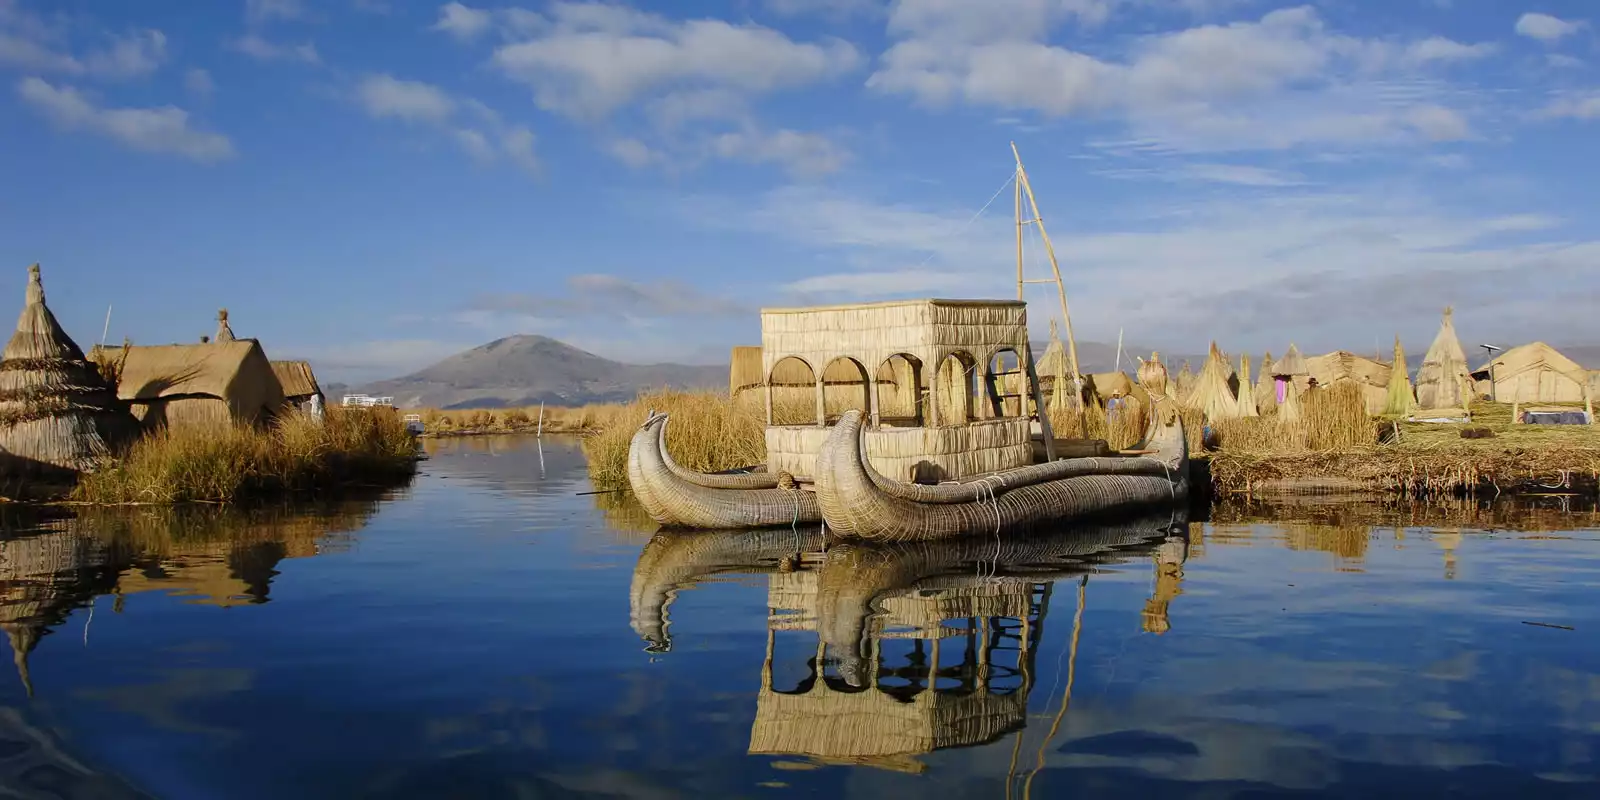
left=629, top=511, right=1190, bottom=773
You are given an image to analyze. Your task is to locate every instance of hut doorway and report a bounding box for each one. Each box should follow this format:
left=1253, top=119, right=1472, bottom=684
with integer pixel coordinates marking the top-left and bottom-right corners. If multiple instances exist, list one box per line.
left=821, top=357, right=871, bottom=425
left=767, top=357, right=817, bottom=426
left=874, top=354, right=924, bottom=428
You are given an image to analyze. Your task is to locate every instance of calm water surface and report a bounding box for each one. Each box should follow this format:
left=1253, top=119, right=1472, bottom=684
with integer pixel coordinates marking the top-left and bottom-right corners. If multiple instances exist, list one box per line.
left=2, top=435, right=1599, bottom=798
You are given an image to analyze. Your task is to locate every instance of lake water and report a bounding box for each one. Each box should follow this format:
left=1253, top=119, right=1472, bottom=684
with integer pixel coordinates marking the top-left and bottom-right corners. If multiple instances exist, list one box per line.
left=3, top=434, right=1599, bottom=799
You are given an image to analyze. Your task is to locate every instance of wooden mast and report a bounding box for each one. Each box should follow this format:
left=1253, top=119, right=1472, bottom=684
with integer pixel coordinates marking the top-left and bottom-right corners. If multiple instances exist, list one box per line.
left=1012, top=142, right=1083, bottom=402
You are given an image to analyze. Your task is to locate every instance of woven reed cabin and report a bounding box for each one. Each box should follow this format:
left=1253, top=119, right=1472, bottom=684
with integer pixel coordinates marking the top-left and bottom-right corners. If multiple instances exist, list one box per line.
left=758, top=298, right=1052, bottom=483
left=1469, top=342, right=1591, bottom=404
left=271, top=360, right=323, bottom=411
left=94, top=339, right=286, bottom=431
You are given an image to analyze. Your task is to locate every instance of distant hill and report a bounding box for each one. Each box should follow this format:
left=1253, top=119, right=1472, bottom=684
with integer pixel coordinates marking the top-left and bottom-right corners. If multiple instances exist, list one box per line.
left=353, top=335, right=725, bottom=409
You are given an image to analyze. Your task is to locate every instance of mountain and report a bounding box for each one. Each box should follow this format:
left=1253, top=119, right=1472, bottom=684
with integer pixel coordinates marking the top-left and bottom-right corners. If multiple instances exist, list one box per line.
left=354, top=336, right=725, bottom=409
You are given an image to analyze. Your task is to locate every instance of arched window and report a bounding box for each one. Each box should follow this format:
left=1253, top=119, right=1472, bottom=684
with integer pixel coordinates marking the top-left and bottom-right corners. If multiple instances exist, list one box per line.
left=767, top=356, right=816, bottom=426
left=934, top=351, right=976, bottom=426
left=821, top=357, right=871, bottom=424
left=986, top=348, right=1025, bottom=419
left=875, top=353, right=924, bottom=427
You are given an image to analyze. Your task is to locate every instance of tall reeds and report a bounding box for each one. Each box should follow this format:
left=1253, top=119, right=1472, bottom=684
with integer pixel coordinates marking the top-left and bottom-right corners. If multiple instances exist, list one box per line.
left=1211, top=381, right=1373, bottom=453
left=74, top=407, right=417, bottom=504
left=582, top=389, right=767, bottom=488
left=1382, top=336, right=1415, bottom=417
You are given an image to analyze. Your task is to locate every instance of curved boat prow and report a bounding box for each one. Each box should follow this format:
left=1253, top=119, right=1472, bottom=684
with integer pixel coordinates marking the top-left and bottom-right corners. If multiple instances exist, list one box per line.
left=816, top=409, right=1187, bottom=542
left=626, top=413, right=822, bottom=529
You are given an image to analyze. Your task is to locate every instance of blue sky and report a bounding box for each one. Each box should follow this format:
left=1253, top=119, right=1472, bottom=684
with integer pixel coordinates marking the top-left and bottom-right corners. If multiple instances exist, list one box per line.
left=2, top=0, right=1598, bottom=383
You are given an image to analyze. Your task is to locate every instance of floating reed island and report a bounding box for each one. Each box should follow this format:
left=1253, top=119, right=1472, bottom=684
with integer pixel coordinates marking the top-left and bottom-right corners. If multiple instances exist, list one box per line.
left=580, top=303, right=1596, bottom=511
left=0, top=264, right=419, bottom=504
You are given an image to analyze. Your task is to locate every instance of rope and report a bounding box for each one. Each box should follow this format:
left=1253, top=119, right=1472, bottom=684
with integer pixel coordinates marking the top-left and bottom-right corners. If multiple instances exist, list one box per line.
left=909, top=171, right=1017, bottom=272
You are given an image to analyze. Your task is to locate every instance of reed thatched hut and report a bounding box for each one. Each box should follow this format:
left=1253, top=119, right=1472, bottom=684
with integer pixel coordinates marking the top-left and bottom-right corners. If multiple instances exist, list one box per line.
left=1254, top=352, right=1277, bottom=411
left=0, top=265, right=135, bottom=476
left=729, top=345, right=763, bottom=399
left=270, top=360, right=322, bottom=410
left=1185, top=342, right=1240, bottom=421
left=1416, top=307, right=1473, bottom=411
left=93, top=340, right=286, bottom=431
left=1470, top=342, right=1590, bottom=404
left=1307, top=350, right=1392, bottom=415
left=1272, top=344, right=1309, bottom=404
left=1382, top=337, right=1415, bottom=417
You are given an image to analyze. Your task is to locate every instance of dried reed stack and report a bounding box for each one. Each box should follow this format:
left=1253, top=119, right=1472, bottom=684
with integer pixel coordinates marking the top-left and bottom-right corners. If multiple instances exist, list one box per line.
left=214, top=308, right=235, bottom=343
left=1173, top=360, right=1196, bottom=404
left=1236, top=354, right=1259, bottom=417
left=1138, top=353, right=1177, bottom=424
left=0, top=265, right=135, bottom=475
left=1415, top=307, right=1472, bottom=410
left=1187, top=342, right=1240, bottom=422
left=1255, top=351, right=1277, bottom=411
left=1382, top=335, right=1415, bottom=417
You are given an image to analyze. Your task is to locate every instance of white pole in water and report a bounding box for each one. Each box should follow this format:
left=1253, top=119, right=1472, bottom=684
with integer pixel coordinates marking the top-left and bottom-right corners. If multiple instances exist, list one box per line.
left=1114, top=327, right=1124, bottom=373
left=100, top=304, right=112, bottom=346
left=537, top=402, right=545, bottom=438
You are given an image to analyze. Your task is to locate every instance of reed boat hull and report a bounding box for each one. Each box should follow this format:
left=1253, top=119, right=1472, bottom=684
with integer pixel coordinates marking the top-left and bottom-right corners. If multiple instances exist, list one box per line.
left=815, top=409, right=1188, bottom=542
left=626, top=413, right=822, bottom=529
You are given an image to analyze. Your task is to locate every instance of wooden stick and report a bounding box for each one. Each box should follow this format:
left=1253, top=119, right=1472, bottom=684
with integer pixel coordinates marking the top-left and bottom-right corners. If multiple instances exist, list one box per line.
left=537, top=401, right=545, bottom=438
left=1013, top=142, right=1082, bottom=399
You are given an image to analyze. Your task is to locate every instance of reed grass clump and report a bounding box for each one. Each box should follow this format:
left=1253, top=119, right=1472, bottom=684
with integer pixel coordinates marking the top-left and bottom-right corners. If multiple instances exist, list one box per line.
left=73, top=407, right=417, bottom=504
left=582, top=389, right=766, bottom=488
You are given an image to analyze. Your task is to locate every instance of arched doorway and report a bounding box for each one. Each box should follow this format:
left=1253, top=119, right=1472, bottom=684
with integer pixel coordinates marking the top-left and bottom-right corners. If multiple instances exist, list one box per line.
left=821, top=357, right=871, bottom=424
left=875, top=353, right=924, bottom=427
left=767, top=356, right=817, bottom=425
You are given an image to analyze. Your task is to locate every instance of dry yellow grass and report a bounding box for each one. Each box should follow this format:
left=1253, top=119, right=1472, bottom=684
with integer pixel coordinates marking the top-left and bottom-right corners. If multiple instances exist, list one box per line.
left=1209, top=396, right=1600, bottom=497
left=73, top=407, right=418, bottom=504
left=582, top=390, right=767, bottom=489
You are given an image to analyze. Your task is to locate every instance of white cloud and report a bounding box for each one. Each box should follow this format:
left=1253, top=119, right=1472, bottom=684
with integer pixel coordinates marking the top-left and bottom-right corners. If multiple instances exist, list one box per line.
left=764, top=0, right=882, bottom=17
left=708, top=126, right=848, bottom=176
left=1515, top=12, right=1584, bottom=43
left=432, top=2, right=494, bottom=41
left=17, top=77, right=234, bottom=161
left=0, top=3, right=167, bottom=80
left=869, top=6, right=1492, bottom=153
left=246, top=0, right=306, bottom=24
left=357, top=73, right=455, bottom=121
left=489, top=3, right=860, bottom=118
left=606, top=137, right=664, bottom=167
left=232, top=33, right=320, bottom=64
left=1547, top=54, right=1584, bottom=69
left=185, top=67, right=215, bottom=97
left=694, top=181, right=1600, bottom=348
left=1541, top=90, right=1600, bottom=120
left=353, top=74, right=539, bottom=174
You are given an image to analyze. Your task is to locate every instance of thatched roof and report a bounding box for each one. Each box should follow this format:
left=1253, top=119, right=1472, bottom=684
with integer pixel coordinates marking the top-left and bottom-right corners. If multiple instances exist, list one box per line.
left=729, top=345, right=763, bottom=396
left=1307, top=350, right=1392, bottom=414
left=1273, top=344, right=1309, bottom=377
left=1416, top=307, right=1472, bottom=410
left=92, top=339, right=286, bottom=424
left=214, top=308, right=235, bottom=343
left=0, top=265, right=135, bottom=474
left=1469, top=341, right=1590, bottom=403
left=270, top=360, right=321, bottom=400
left=1185, top=342, right=1239, bottom=421
left=1236, top=354, right=1258, bottom=417
left=1383, top=337, right=1415, bottom=416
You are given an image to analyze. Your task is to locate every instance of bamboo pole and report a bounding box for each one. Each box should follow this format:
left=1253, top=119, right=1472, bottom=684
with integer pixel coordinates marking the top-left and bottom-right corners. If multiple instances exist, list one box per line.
left=537, top=402, right=545, bottom=438
left=1012, top=142, right=1082, bottom=402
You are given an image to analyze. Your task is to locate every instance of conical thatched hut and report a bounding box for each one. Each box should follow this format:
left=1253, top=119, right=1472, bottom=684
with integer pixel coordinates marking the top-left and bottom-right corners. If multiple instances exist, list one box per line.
left=1416, top=307, right=1473, bottom=411
left=1254, top=352, right=1277, bottom=411
left=1273, top=344, right=1309, bottom=404
left=1236, top=354, right=1259, bottom=417
left=0, top=265, right=135, bottom=476
left=1185, top=342, right=1239, bottom=421
left=1382, top=337, right=1415, bottom=417
left=1307, top=350, right=1391, bottom=415
left=214, top=308, right=235, bottom=343
left=1173, top=360, right=1196, bottom=405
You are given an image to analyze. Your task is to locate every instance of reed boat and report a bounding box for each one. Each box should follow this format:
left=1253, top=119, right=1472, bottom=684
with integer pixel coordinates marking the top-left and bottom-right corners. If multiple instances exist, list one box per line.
left=625, top=144, right=1185, bottom=535
left=627, top=412, right=823, bottom=529
left=815, top=407, right=1187, bottom=542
